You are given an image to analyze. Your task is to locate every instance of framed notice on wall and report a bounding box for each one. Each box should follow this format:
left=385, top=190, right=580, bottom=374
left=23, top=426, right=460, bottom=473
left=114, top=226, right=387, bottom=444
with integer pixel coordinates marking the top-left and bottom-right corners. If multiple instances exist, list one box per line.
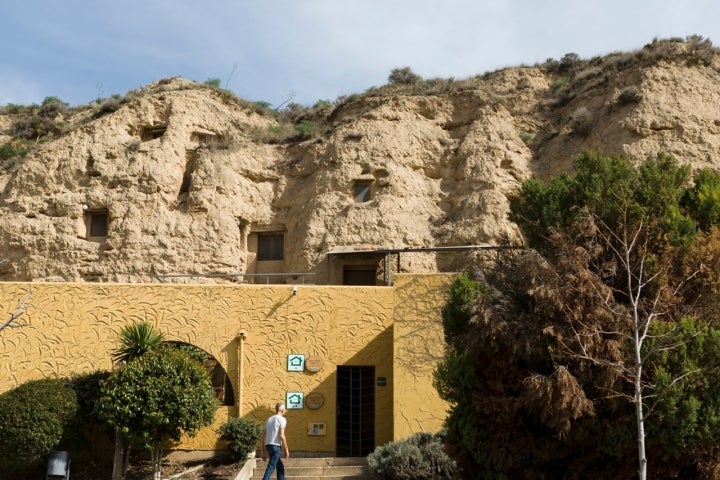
left=287, top=354, right=305, bottom=372
left=286, top=392, right=304, bottom=409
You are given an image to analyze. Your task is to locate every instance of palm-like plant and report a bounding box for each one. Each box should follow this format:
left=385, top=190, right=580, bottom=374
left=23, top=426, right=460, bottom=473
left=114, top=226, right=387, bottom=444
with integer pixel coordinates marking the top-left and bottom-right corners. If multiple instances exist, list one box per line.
left=112, top=321, right=165, bottom=365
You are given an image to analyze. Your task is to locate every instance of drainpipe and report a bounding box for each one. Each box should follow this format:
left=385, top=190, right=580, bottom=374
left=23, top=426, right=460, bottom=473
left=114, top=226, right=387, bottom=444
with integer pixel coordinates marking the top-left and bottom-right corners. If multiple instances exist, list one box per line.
left=235, top=331, right=247, bottom=416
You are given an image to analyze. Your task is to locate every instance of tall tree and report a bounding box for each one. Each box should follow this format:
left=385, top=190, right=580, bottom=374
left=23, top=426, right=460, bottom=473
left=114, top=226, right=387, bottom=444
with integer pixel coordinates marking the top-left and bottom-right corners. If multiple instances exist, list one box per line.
left=436, top=152, right=720, bottom=479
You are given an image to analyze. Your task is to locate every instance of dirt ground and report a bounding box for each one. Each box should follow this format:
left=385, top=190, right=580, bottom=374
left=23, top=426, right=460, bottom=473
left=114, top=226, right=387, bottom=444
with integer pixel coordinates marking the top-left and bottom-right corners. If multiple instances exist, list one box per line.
left=5, top=450, right=245, bottom=480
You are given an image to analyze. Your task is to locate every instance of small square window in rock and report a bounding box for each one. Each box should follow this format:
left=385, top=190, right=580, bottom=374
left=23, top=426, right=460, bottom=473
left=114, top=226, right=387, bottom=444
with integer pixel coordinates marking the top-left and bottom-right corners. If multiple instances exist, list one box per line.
left=354, top=180, right=372, bottom=203
left=258, top=233, right=284, bottom=261
left=86, top=210, right=109, bottom=239
left=140, top=125, right=167, bottom=141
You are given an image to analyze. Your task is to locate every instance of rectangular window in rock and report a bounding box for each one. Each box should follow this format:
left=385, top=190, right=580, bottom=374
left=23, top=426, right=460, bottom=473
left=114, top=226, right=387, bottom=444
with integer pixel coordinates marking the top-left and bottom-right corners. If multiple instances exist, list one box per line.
left=257, top=233, right=284, bottom=261
left=86, top=209, right=109, bottom=239
left=354, top=180, right=372, bottom=203
left=140, top=125, right=167, bottom=141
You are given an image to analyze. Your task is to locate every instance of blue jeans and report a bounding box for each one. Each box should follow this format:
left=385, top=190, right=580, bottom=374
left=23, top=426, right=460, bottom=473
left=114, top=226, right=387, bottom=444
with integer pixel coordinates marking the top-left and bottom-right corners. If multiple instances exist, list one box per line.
left=262, top=444, right=285, bottom=480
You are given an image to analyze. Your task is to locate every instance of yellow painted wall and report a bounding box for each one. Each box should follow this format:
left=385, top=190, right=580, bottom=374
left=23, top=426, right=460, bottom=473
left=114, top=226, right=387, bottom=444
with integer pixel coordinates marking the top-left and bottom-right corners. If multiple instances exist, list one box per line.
left=0, top=275, right=452, bottom=451
left=392, top=273, right=453, bottom=439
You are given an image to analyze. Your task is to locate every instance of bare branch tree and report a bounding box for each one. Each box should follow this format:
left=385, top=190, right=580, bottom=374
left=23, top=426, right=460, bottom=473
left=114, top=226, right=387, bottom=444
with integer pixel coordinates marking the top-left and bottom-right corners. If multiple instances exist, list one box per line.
left=0, top=290, right=31, bottom=333
left=558, top=210, right=703, bottom=480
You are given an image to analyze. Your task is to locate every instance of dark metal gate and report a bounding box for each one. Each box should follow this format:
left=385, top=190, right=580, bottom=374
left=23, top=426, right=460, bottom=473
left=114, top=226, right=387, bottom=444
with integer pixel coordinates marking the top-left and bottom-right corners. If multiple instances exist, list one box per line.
left=336, top=366, right=375, bottom=456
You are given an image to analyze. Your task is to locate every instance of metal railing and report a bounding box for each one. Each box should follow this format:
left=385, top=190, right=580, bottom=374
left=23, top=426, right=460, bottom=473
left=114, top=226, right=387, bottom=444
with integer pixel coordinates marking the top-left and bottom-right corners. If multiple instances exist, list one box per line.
left=154, top=272, right=315, bottom=284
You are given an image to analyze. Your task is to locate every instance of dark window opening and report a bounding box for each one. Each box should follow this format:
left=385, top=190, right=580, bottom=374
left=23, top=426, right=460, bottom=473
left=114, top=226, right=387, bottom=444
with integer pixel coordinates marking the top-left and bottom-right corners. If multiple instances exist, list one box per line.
left=86, top=210, right=109, bottom=238
left=343, top=266, right=377, bottom=286
left=354, top=181, right=372, bottom=203
left=179, top=174, right=191, bottom=195
left=141, top=125, right=167, bottom=141
left=178, top=150, right=198, bottom=205
left=258, top=233, right=284, bottom=261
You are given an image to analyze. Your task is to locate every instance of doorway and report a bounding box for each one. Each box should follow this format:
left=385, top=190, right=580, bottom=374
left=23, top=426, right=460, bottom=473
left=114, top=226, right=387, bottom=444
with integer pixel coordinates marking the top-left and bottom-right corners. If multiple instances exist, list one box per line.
left=343, top=266, right=377, bottom=286
left=336, top=366, right=375, bottom=456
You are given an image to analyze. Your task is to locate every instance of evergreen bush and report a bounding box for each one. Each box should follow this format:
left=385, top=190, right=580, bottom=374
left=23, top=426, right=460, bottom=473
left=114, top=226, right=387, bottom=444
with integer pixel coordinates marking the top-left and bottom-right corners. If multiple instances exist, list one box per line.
left=219, top=417, right=263, bottom=462
left=0, top=378, right=79, bottom=471
left=367, top=431, right=456, bottom=480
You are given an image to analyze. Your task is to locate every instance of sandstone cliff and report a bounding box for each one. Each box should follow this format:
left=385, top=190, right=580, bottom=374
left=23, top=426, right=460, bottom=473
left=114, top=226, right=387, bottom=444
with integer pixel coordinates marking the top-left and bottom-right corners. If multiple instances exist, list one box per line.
left=1, top=37, right=719, bottom=284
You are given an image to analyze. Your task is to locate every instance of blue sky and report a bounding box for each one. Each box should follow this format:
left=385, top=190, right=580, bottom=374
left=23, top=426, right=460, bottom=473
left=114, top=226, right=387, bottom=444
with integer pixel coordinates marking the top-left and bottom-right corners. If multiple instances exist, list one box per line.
left=3, top=1, right=719, bottom=108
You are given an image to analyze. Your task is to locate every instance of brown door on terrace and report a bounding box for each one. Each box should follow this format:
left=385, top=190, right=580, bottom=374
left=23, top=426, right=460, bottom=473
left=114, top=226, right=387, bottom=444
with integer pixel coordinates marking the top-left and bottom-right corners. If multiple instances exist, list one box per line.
left=336, top=366, right=375, bottom=456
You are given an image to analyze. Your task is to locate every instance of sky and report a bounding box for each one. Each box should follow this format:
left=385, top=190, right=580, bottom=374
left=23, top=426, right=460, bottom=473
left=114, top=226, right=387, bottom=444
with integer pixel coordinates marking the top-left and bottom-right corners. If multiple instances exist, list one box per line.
left=3, top=1, right=720, bottom=108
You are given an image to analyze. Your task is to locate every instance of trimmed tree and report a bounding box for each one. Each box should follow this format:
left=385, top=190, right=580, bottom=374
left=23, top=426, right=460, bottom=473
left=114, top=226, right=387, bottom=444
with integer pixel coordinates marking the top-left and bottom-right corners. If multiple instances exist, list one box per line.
left=110, top=321, right=166, bottom=480
left=98, top=348, right=218, bottom=480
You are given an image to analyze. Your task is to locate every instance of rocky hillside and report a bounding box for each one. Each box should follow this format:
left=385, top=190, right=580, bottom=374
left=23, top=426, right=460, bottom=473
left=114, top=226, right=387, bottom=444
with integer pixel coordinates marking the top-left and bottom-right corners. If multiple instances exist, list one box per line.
left=1, top=37, right=719, bottom=284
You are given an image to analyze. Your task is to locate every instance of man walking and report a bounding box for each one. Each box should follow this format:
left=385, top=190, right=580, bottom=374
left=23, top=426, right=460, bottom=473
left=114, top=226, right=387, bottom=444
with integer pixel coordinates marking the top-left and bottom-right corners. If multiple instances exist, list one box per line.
left=259, top=402, right=290, bottom=480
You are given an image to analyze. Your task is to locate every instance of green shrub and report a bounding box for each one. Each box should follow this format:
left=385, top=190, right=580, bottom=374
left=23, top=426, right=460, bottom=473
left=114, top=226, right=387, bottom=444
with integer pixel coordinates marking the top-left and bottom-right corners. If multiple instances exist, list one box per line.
left=12, top=114, right=64, bottom=140
left=0, top=142, right=29, bottom=160
left=569, top=106, right=594, bottom=136
left=0, top=378, right=79, bottom=471
left=367, top=431, right=456, bottom=480
left=2, top=103, right=27, bottom=114
left=518, top=130, right=536, bottom=146
left=388, top=67, right=422, bottom=85
left=550, top=76, right=569, bottom=93
left=97, top=95, right=124, bottom=114
left=70, top=370, right=111, bottom=426
left=294, top=120, right=318, bottom=139
left=219, top=417, right=263, bottom=462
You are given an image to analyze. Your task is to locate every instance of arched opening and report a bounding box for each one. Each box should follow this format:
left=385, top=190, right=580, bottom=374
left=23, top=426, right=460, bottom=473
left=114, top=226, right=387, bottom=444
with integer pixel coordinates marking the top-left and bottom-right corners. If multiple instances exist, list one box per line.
left=164, top=341, right=235, bottom=406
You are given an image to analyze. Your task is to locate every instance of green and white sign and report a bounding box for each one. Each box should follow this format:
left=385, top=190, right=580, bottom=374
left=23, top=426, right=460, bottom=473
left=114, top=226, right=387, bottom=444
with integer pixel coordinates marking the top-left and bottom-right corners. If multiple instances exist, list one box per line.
left=286, top=391, right=304, bottom=409
left=287, top=354, right=305, bottom=372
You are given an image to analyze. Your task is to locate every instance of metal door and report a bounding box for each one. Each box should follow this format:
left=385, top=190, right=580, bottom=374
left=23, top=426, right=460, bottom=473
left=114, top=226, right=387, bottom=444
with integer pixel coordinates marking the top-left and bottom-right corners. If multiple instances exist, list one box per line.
left=336, top=366, right=375, bottom=456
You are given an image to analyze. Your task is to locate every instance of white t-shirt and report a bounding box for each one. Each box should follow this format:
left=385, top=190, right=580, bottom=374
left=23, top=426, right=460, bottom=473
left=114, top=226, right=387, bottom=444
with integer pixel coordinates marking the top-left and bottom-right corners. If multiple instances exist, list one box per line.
left=264, top=414, right=287, bottom=446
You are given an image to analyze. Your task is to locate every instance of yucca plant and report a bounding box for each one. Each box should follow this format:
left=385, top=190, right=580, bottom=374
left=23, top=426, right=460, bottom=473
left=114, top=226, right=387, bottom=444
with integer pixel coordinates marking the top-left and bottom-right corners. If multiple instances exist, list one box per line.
left=112, top=321, right=165, bottom=365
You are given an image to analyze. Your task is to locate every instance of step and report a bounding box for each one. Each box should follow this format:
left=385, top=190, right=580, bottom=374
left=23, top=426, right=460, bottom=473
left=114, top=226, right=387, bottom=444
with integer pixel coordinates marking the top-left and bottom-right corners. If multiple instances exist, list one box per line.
left=250, top=457, right=371, bottom=480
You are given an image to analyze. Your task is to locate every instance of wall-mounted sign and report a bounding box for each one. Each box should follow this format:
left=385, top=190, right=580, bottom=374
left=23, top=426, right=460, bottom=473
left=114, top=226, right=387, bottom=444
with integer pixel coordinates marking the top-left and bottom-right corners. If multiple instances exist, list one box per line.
left=287, top=354, right=305, bottom=372
left=307, top=422, right=326, bottom=435
left=305, top=355, right=323, bottom=373
left=306, top=392, right=325, bottom=410
left=286, top=392, right=304, bottom=409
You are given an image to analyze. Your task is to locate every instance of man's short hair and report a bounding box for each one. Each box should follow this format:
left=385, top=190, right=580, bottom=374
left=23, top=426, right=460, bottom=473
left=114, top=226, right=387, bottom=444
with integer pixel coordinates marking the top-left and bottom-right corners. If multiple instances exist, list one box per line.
left=276, top=402, right=286, bottom=413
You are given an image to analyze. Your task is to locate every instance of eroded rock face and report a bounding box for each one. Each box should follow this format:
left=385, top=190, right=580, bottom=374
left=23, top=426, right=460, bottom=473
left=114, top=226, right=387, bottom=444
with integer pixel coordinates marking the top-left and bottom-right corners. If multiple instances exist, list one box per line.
left=2, top=42, right=720, bottom=284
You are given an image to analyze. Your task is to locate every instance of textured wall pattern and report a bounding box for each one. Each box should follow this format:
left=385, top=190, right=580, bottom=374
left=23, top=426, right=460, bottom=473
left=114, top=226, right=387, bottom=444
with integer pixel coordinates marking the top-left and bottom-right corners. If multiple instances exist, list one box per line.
left=392, top=273, right=453, bottom=439
left=0, top=281, right=401, bottom=451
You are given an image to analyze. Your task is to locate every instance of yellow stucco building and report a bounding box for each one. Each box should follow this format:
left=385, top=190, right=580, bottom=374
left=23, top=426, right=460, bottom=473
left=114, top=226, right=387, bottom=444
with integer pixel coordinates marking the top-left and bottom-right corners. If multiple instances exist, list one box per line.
left=0, top=273, right=452, bottom=455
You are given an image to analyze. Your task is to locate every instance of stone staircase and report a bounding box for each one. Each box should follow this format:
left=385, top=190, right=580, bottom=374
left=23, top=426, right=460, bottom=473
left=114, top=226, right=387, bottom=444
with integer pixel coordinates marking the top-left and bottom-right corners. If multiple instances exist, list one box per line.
left=249, top=457, right=372, bottom=480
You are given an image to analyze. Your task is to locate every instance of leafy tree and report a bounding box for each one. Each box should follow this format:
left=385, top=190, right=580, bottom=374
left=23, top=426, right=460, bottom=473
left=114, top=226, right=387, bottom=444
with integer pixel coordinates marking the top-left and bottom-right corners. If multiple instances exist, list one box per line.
left=440, top=272, right=485, bottom=343
left=98, top=348, right=218, bottom=480
left=437, top=152, right=720, bottom=479
left=108, top=321, right=166, bottom=480
left=0, top=378, right=79, bottom=471
left=683, top=167, right=720, bottom=231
